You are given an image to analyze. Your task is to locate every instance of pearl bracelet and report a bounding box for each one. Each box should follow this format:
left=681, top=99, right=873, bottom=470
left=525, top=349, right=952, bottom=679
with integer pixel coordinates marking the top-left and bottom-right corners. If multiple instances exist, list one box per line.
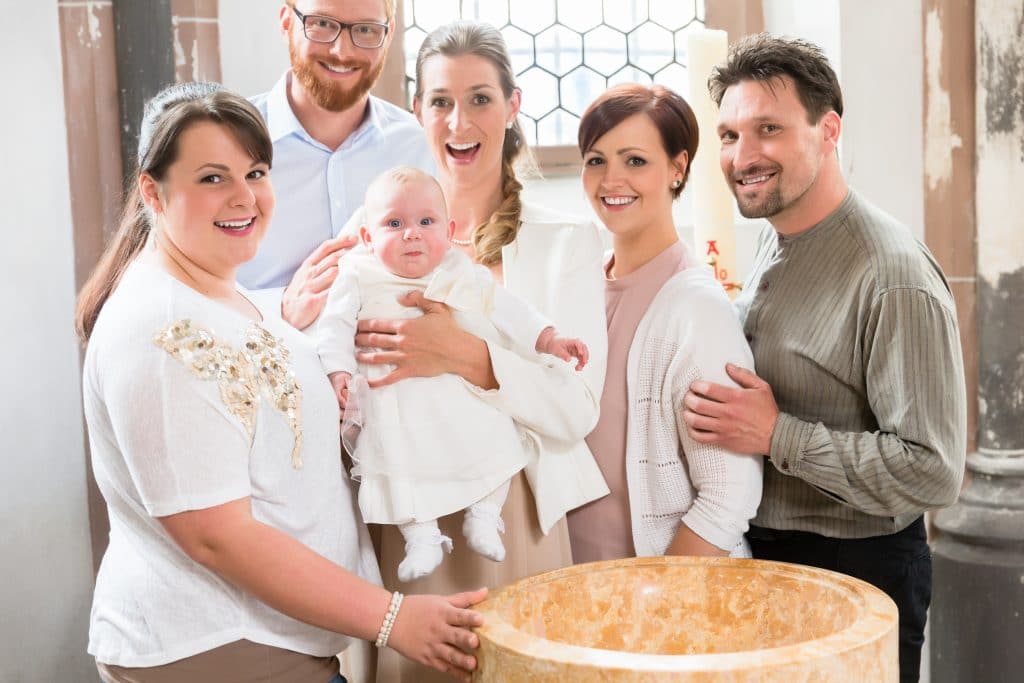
left=375, top=591, right=404, bottom=649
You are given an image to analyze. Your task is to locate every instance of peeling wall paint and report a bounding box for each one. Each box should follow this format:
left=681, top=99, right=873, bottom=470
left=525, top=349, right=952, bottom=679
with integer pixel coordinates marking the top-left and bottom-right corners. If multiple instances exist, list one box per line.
left=924, top=6, right=962, bottom=192
left=71, top=1, right=109, bottom=47
left=172, top=16, right=220, bottom=84
left=976, top=0, right=1024, bottom=451
left=87, top=2, right=104, bottom=42
left=173, top=18, right=187, bottom=75
left=978, top=269, right=1024, bottom=450
left=976, top=1, right=1024, bottom=280
left=979, top=7, right=1024, bottom=152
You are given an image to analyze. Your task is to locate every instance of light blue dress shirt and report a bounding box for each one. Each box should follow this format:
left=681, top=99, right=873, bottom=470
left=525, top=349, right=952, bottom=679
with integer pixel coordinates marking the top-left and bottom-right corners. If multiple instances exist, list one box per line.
left=239, top=72, right=435, bottom=291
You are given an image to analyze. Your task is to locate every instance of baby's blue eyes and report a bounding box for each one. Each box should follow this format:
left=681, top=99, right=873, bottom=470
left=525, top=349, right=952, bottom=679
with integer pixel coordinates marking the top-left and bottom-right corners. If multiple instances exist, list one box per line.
left=385, top=217, right=435, bottom=229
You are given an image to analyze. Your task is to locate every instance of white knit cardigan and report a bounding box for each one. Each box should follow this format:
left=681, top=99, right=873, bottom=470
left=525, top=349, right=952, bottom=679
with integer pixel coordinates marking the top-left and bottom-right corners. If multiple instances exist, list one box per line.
left=626, top=265, right=764, bottom=557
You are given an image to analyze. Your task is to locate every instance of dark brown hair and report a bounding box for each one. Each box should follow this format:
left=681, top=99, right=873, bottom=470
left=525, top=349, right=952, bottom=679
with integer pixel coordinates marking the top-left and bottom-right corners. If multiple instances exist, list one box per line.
left=75, top=82, right=272, bottom=342
left=414, top=21, right=534, bottom=266
left=578, top=83, right=699, bottom=199
left=708, top=33, right=843, bottom=123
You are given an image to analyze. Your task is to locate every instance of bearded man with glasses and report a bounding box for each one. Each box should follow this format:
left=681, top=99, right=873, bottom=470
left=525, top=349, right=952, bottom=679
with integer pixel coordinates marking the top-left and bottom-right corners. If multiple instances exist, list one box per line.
left=241, top=0, right=435, bottom=329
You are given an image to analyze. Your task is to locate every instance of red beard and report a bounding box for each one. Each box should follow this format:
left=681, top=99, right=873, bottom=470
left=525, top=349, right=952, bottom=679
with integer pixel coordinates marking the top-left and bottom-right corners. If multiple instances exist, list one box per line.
left=289, top=43, right=386, bottom=113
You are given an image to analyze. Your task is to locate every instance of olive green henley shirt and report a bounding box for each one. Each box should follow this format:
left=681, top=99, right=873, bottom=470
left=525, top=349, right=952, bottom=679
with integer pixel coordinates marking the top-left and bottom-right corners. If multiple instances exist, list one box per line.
left=736, top=190, right=966, bottom=538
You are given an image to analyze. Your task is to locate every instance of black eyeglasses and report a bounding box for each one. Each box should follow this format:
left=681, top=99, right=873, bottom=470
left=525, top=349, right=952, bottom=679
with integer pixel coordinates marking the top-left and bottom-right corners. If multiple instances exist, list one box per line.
left=292, top=6, right=389, bottom=49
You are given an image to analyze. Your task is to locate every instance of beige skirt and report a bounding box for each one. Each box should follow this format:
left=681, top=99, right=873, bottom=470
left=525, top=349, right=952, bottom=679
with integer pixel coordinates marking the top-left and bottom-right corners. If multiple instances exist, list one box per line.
left=375, top=471, right=573, bottom=682
left=96, top=640, right=339, bottom=683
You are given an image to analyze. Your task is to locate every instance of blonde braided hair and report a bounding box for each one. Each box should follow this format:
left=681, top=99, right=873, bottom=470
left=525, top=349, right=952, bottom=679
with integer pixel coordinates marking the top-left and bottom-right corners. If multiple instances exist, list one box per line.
left=415, top=21, right=537, bottom=266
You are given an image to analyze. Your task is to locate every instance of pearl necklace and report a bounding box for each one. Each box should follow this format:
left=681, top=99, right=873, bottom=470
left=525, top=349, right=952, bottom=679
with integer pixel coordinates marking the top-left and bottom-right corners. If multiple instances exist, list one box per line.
left=451, top=235, right=474, bottom=246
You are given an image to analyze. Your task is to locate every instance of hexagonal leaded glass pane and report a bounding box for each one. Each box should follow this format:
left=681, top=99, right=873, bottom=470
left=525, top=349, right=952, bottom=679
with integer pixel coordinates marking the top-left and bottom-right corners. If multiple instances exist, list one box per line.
left=560, top=65, right=606, bottom=116
left=537, top=109, right=581, bottom=146
left=460, top=0, right=508, bottom=28
left=557, top=0, right=600, bottom=33
left=500, top=25, right=535, bottom=76
left=509, top=0, right=556, bottom=34
left=675, top=20, right=714, bottom=66
left=402, top=0, right=706, bottom=146
left=608, top=65, right=654, bottom=88
left=603, top=0, right=647, bottom=32
left=584, top=25, right=628, bottom=77
left=628, top=22, right=675, bottom=74
left=517, top=116, right=537, bottom=146
left=536, top=25, right=583, bottom=76
left=654, top=63, right=689, bottom=98
left=403, top=25, right=427, bottom=80
left=517, top=67, right=560, bottom=119
left=674, top=27, right=690, bottom=67
left=650, top=0, right=698, bottom=30
left=414, top=0, right=459, bottom=33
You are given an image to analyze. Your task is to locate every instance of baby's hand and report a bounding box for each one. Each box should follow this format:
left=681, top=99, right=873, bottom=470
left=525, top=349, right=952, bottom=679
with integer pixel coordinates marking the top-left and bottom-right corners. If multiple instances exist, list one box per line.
left=538, top=329, right=589, bottom=371
left=328, top=371, right=352, bottom=414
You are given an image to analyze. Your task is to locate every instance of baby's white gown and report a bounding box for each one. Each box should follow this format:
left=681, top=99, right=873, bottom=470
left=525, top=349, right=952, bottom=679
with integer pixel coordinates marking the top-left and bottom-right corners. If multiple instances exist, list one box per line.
left=317, top=249, right=550, bottom=526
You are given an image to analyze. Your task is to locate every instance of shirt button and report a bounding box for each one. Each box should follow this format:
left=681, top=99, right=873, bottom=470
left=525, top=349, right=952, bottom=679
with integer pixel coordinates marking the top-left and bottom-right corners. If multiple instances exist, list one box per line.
left=781, top=461, right=790, bottom=471
left=760, top=281, right=770, bottom=292
left=745, top=333, right=754, bottom=343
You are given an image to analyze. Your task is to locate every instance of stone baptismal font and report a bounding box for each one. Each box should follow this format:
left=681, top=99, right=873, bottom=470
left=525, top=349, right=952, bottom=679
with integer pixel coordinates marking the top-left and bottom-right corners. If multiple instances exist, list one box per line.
left=472, top=556, right=898, bottom=681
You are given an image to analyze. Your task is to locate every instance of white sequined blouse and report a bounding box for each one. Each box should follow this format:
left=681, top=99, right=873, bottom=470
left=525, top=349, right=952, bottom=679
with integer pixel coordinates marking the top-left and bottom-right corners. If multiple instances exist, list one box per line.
left=83, top=259, right=380, bottom=668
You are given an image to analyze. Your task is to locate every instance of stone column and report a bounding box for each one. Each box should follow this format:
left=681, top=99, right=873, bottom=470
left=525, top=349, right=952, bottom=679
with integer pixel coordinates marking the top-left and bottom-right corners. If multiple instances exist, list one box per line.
left=112, top=0, right=175, bottom=169
left=931, top=1, right=1024, bottom=681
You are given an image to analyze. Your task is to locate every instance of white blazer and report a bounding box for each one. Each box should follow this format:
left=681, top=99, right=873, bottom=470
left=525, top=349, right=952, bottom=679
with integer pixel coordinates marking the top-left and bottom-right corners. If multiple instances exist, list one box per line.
left=471, top=203, right=610, bottom=532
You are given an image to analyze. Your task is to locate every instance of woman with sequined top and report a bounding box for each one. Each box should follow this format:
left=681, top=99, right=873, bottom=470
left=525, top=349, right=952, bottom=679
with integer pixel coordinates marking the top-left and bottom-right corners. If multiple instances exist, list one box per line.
left=74, top=82, right=485, bottom=683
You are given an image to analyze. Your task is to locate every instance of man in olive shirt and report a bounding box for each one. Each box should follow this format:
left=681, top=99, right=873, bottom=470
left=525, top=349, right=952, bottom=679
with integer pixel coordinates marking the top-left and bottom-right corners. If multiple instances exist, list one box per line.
left=681, top=35, right=966, bottom=683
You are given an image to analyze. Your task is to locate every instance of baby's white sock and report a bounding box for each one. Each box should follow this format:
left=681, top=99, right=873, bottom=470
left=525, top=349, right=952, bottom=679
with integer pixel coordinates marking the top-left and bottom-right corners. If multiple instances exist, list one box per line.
left=463, top=482, right=510, bottom=562
left=397, top=521, right=452, bottom=582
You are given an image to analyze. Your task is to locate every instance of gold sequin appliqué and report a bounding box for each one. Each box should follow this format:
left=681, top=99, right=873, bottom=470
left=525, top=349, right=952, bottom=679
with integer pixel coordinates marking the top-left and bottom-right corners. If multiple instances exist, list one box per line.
left=153, top=319, right=305, bottom=469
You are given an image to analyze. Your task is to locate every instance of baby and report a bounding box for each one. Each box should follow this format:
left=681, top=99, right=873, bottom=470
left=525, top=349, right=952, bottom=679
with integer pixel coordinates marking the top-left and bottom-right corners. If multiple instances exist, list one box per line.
left=317, top=166, right=588, bottom=582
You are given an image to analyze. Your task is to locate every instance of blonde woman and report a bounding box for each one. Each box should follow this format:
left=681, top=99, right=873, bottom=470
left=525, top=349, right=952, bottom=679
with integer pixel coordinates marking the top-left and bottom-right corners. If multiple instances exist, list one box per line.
left=352, top=22, right=609, bottom=682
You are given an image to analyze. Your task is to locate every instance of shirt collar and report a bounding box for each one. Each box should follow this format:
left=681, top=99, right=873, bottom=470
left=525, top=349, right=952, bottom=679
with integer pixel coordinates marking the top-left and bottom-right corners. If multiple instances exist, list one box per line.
left=348, top=95, right=385, bottom=145
left=776, top=189, right=856, bottom=248
left=264, top=71, right=385, bottom=148
left=264, top=72, right=307, bottom=144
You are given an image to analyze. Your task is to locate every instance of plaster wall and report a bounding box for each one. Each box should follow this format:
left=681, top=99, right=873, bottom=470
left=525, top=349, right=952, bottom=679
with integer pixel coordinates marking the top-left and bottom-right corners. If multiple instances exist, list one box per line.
left=763, top=0, right=924, bottom=238
left=0, top=2, right=98, bottom=681
left=219, top=0, right=289, bottom=96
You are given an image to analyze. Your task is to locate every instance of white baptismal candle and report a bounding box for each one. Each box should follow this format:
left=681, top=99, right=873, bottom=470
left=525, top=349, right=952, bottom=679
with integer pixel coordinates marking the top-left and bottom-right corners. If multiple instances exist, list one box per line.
left=687, top=27, right=741, bottom=297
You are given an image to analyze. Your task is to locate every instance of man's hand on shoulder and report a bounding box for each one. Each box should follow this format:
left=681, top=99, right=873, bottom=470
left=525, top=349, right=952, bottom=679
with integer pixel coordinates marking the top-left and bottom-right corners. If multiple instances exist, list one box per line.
left=682, top=364, right=779, bottom=456
left=281, top=234, right=357, bottom=329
